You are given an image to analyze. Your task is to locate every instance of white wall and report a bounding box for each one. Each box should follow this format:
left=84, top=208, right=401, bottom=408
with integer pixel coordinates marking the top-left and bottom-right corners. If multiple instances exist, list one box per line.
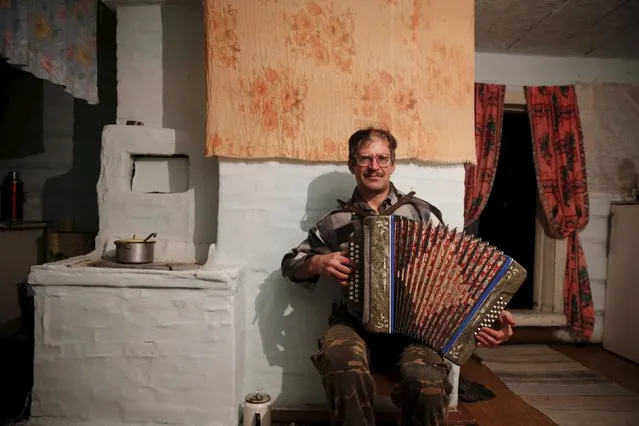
left=102, top=3, right=639, bottom=411
left=213, top=161, right=465, bottom=405
left=224, top=53, right=639, bottom=401
left=476, top=52, right=639, bottom=86
left=476, top=51, right=639, bottom=342
left=98, top=3, right=216, bottom=264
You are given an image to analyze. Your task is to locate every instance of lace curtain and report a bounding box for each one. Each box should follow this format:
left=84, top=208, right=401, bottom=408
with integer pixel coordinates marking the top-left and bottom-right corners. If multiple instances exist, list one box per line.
left=0, top=0, right=98, bottom=104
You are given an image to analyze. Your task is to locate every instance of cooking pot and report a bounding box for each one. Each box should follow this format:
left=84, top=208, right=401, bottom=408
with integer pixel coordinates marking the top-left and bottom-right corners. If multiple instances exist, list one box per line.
left=114, top=233, right=157, bottom=264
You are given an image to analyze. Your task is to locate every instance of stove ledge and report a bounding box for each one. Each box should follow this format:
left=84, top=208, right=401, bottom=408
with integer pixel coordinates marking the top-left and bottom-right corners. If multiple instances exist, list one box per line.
left=28, top=255, right=244, bottom=292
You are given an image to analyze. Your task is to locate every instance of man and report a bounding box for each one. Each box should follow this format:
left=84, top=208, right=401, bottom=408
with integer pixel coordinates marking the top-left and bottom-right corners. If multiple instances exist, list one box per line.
left=281, top=128, right=514, bottom=426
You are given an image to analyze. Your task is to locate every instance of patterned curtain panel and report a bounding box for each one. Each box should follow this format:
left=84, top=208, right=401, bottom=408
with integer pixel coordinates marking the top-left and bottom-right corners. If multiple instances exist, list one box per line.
left=525, top=85, right=595, bottom=340
left=463, top=83, right=506, bottom=228
left=203, top=0, right=475, bottom=163
left=0, top=0, right=98, bottom=104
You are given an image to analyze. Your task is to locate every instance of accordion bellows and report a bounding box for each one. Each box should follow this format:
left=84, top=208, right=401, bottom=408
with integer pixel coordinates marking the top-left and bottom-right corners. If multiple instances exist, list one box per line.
left=345, top=216, right=527, bottom=365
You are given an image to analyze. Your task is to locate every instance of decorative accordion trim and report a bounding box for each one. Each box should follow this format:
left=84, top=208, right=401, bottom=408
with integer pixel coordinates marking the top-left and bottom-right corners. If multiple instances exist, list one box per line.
left=345, top=215, right=527, bottom=365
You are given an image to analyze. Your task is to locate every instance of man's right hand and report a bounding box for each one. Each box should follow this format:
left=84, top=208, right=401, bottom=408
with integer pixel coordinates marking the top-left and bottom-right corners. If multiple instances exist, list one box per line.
left=309, top=252, right=351, bottom=286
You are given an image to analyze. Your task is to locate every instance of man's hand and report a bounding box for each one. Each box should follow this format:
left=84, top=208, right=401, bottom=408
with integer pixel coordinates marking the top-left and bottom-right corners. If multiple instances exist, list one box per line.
left=309, top=251, right=351, bottom=286
left=476, top=310, right=515, bottom=347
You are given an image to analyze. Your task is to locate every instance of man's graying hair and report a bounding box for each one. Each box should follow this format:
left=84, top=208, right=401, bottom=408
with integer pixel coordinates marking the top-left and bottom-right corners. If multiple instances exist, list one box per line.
left=348, top=127, right=398, bottom=163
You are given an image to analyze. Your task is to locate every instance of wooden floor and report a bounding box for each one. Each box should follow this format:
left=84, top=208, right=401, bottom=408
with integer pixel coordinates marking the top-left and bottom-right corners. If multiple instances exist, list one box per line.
left=459, top=343, right=639, bottom=426
left=273, top=342, right=639, bottom=425
left=550, top=344, right=639, bottom=395
left=460, top=352, right=557, bottom=426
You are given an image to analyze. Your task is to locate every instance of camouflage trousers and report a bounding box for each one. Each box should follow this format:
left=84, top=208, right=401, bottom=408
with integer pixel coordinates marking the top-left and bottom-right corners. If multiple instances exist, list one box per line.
left=311, top=311, right=452, bottom=426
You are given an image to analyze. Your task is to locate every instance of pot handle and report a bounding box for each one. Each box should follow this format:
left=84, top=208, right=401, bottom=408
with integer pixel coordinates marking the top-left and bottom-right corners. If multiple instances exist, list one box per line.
left=255, top=413, right=260, bottom=426
left=143, top=233, right=157, bottom=242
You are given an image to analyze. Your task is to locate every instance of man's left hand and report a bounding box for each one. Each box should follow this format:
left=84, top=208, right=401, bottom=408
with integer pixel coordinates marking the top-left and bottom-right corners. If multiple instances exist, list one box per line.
left=476, top=310, right=515, bottom=347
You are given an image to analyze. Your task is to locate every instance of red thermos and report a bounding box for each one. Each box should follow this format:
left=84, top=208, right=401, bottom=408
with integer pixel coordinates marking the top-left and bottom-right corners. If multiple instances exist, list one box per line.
left=1, top=171, right=24, bottom=221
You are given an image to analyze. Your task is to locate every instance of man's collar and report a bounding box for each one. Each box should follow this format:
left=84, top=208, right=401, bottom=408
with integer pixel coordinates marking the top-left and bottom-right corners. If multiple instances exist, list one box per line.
left=349, top=182, right=403, bottom=213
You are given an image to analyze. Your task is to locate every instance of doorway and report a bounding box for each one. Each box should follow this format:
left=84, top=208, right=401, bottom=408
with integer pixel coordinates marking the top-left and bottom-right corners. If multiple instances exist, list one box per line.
left=476, top=110, right=537, bottom=309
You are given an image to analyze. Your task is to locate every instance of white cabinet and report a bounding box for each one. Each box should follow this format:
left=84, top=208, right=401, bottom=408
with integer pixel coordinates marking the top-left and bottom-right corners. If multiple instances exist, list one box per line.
left=603, top=203, right=639, bottom=364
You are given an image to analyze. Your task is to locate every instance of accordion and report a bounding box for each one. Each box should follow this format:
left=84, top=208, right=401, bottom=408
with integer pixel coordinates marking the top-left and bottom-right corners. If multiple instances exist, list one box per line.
left=344, top=215, right=526, bottom=365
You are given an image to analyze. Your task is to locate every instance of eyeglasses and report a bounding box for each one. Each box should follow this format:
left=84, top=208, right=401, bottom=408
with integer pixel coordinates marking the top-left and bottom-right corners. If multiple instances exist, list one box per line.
left=355, top=154, right=393, bottom=167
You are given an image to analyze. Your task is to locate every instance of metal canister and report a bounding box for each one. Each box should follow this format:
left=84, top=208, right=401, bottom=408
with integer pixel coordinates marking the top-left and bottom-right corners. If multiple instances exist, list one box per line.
left=1, top=171, right=24, bottom=221
left=243, top=392, right=272, bottom=426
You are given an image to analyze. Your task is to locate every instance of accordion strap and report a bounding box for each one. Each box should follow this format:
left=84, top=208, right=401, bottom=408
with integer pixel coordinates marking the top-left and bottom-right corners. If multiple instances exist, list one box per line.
left=379, top=191, right=415, bottom=215
left=336, top=191, right=416, bottom=217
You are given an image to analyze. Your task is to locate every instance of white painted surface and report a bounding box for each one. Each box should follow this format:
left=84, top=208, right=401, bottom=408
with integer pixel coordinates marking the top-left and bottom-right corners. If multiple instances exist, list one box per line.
left=95, top=125, right=216, bottom=264
left=215, top=160, right=466, bottom=407
left=115, top=5, right=163, bottom=128
left=29, top=258, right=245, bottom=426
left=29, top=2, right=639, bottom=424
left=115, top=2, right=206, bottom=132
left=131, top=155, right=190, bottom=194
left=579, top=193, right=613, bottom=343
left=476, top=52, right=639, bottom=86
left=603, top=203, right=639, bottom=364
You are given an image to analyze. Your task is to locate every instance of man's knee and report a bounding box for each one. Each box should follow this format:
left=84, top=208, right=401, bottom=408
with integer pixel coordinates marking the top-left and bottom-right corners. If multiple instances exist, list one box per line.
left=318, top=341, right=370, bottom=375
left=419, top=376, right=452, bottom=397
left=407, top=366, right=452, bottom=397
left=312, top=325, right=370, bottom=375
left=400, top=347, right=452, bottom=396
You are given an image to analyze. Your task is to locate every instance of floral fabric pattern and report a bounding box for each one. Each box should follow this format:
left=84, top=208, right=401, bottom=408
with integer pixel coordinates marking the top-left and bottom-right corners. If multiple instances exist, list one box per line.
left=244, top=65, right=308, bottom=139
left=204, top=0, right=475, bottom=163
left=525, top=85, right=595, bottom=340
left=286, top=2, right=355, bottom=73
left=353, top=71, right=419, bottom=135
left=204, top=3, right=240, bottom=70
left=0, top=0, right=98, bottom=104
left=463, top=83, right=506, bottom=228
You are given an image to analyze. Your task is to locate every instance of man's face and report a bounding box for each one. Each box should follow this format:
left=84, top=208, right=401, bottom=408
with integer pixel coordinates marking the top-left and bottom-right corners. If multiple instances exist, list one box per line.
left=349, top=137, right=395, bottom=193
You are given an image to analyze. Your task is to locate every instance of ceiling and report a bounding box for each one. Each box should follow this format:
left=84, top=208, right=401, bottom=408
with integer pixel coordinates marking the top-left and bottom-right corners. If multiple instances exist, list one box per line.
left=475, top=0, right=639, bottom=59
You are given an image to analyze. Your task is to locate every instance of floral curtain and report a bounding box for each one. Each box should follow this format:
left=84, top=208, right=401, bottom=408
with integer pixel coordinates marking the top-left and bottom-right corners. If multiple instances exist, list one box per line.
left=525, top=85, right=595, bottom=340
left=203, top=0, right=476, bottom=163
left=0, top=0, right=98, bottom=104
left=463, top=83, right=506, bottom=228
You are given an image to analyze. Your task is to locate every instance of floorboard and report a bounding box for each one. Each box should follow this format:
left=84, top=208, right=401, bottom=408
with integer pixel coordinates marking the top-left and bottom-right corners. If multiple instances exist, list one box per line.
left=550, top=343, right=639, bottom=394
left=459, top=356, right=558, bottom=426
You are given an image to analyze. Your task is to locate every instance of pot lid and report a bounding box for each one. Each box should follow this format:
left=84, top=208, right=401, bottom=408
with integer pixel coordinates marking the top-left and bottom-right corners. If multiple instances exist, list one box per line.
left=115, top=233, right=157, bottom=243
